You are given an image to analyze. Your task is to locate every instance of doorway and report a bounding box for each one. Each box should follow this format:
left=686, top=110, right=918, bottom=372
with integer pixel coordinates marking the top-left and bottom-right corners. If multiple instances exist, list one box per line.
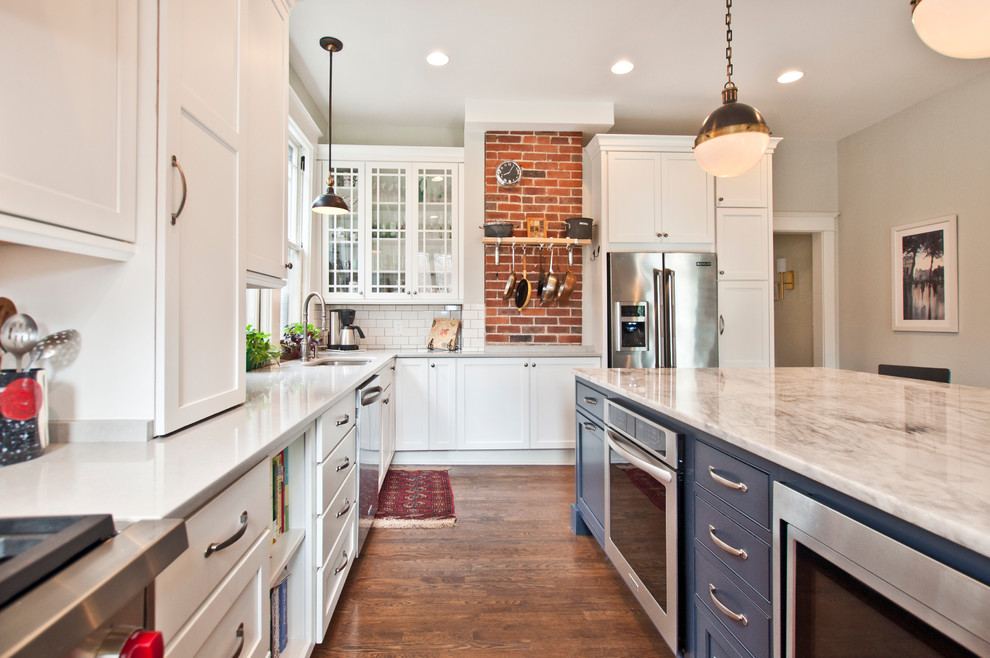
left=773, top=212, right=839, bottom=368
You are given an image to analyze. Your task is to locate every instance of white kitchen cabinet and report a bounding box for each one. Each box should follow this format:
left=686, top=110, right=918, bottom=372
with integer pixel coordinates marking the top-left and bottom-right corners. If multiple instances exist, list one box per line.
left=716, top=208, right=771, bottom=281
left=718, top=281, right=772, bottom=368
left=244, top=0, right=289, bottom=287
left=316, top=145, right=463, bottom=302
left=457, top=356, right=600, bottom=450
left=457, top=358, right=531, bottom=450
left=395, top=358, right=456, bottom=451
left=592, top=138, right=714, bottom=248
left=0, top=0, right=139, bottom=257
left=530, top=357, right=600, bottom=449
left=157, top=0, right=247, bottom=435
left=715, top=156, right=769, bottom=208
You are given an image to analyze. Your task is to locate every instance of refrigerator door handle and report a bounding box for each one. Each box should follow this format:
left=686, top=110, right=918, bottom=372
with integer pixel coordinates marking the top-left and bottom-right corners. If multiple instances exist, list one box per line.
left=653, top=268, right=665, bottom=368
left=665, top=268, right=676, bottom=368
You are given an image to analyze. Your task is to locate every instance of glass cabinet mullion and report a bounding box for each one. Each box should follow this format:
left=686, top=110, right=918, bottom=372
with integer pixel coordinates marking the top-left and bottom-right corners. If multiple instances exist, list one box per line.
left=325, top=163, right=361, bottom=297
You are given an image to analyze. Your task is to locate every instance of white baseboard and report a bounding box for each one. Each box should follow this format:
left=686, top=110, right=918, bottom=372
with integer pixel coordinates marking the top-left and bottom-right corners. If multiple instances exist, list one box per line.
left=391, top=449, right=575, bottom=466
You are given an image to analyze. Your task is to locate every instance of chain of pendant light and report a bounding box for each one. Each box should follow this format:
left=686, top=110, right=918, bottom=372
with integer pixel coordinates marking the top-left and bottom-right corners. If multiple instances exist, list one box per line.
left=724, top=0, right=735, bottom=90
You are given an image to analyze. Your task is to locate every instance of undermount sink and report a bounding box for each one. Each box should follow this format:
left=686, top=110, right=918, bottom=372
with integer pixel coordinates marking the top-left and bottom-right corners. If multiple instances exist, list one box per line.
left=302, top=357, right=372, bottom=367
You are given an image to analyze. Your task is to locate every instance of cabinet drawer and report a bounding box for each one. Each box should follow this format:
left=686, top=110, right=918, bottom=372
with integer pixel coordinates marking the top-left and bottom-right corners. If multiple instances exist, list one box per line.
left=576, top=382, right=606, bottom=422
left=695, top=441, right=770, bottom=527
left=695, top=548, right=770, bottom=658
left=317, top=516, right=355, bottom=641
left=318, top=466, right=357, bottom=566
left=165, top=533, right=268, bottom=658
left=694, top=494, right=770, bottom=602
left=695, top=603, right=746, bottom=658
left=156, top=460, right=270, bottom=642
left=317, top=394, right=355, bottom=462
left=318, top=426, right=356, bottom=512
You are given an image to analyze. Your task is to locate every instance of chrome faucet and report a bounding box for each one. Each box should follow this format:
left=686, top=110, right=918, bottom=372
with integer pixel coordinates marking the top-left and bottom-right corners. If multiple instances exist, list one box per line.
left=301, top=291, right=326, bottom=363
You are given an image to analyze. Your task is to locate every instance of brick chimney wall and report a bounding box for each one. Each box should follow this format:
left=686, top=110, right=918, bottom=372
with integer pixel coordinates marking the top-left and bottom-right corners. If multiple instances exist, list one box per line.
left=484, top=131, right=583, bottom=345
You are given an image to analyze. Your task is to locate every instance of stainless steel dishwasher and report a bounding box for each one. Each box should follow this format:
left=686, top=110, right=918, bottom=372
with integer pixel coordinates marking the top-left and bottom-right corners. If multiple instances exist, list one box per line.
left=355, top=375, right=383, bottom=555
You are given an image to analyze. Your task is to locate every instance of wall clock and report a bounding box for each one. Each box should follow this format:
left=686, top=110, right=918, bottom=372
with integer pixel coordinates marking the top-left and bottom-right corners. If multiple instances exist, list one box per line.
left=495, top=160, right=522, bottom=186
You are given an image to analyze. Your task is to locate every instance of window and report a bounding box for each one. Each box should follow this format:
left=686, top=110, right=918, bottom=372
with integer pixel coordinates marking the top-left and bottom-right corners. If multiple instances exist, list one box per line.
left=281, top=125, right=310, bottom=333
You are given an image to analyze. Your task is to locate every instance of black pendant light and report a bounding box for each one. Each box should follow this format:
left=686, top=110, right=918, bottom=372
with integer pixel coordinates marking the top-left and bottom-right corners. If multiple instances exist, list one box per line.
left=312, top=36, right=349, bottom=215
left=694, top=0, right=771, bottom=178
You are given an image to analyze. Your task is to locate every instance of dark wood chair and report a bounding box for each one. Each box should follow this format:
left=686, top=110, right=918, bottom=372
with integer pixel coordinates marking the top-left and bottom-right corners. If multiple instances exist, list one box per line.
left=877, top=364, right=950, bottom=383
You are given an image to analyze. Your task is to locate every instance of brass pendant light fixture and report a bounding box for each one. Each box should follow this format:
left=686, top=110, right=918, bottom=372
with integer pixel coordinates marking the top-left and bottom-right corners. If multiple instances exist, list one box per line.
left=911, top=0, right=990, bottom=59
left=312, top=36, right=349, bottom=215
left=694, top=0, right=771, bottom=178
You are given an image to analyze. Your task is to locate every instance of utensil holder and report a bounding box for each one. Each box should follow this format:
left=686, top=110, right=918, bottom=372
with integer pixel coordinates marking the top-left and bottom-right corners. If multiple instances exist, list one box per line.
left=0, top=369, right=49, bottom=466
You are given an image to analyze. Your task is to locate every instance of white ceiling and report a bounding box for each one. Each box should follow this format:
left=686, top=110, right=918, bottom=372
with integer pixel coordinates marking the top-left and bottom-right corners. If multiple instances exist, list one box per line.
left=288, top=0, right=990, bottom=142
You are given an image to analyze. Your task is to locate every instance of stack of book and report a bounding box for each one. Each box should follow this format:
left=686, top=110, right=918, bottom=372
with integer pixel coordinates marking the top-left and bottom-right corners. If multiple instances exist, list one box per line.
left=270, top=568, right=289, bottom=657
left=271, top=448, right=288, bottom=540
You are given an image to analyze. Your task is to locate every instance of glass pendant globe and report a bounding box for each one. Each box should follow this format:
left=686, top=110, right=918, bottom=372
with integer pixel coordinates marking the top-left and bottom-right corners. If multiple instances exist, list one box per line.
left=912, top=0, right=990, bottom=58
left=695, top=130, right=769, bottom=177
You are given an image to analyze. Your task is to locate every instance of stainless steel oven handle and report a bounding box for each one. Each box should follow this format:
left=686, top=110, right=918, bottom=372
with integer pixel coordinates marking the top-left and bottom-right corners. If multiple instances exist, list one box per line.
left=708, top=524, right=748, bottom=559
left=709, top=584, right=748, bottom=626
left=708, top=465, right=748, bottom=492
left=605, top=429, right=672, bottom=484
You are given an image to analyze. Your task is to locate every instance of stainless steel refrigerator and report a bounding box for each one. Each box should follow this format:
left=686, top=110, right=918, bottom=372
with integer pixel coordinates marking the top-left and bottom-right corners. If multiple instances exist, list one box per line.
left=607, top=252, right=718, bottom=368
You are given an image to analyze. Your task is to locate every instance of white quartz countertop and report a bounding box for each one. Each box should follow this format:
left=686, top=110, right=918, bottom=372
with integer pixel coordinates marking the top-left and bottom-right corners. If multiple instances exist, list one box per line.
left=576, top=367, right=990, bottom=559
left=0, top=352, right=393, bottom=525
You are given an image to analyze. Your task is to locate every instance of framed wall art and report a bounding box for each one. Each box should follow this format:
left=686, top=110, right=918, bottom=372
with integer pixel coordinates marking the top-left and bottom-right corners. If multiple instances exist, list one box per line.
left=891, top=214, right=958, bottom=332
left=526, top=217, right=546, bottom=238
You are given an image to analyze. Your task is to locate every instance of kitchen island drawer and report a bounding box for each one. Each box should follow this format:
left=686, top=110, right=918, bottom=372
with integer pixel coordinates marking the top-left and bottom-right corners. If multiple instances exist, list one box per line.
left=576, top=381, right=606, bottom=422
left=695, top=440, right=770, bottom=527
left=318, top=426, right=356, bottom=512
left=165, top=532, right=268, bottom=658
left=694, top=492, right=770, bottom=602
left=317, top=466, right=357, bottom=566
left=695, top=548, right=770, bottom=658
left=156, top=459, right=270, bottom=642
left=317, top=394, right=355, bottom=462
left=317, top=507, right=356, bottom=640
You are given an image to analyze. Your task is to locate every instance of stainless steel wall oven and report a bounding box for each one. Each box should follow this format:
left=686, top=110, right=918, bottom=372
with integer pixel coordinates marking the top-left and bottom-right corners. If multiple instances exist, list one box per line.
left=773, top=483, right=990, bottom=657
left=604, top=399, right=680, bottom=654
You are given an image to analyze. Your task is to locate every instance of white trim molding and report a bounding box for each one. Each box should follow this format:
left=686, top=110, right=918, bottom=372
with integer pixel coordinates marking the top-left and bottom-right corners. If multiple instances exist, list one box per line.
left=774, top=211, right=839, bottom=368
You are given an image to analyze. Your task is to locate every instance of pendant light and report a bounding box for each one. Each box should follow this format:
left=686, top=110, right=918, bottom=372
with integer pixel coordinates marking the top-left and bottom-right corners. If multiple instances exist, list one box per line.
left=312, top=37, right=349, bottom=215
left=911, top=0, right=990, bottom=59
left=694, top=0, right=771, bottom=178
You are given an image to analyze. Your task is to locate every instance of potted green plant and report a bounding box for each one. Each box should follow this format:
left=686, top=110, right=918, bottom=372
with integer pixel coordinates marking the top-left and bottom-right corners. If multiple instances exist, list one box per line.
left=246, top=325, right=281, bottom=371
left=280, top=323, right=319, bottom=361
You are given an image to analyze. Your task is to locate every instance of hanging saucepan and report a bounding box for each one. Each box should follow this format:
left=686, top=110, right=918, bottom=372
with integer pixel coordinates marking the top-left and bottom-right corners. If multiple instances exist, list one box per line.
left=515, top=248, right=532, bottom=309
left=502, top=245, right=517, bottom=300
left=541, top=248, right=559, bottom=305
left=556, top=247, right=577, bottom=303
left=536, top=245, right=547, bottom=298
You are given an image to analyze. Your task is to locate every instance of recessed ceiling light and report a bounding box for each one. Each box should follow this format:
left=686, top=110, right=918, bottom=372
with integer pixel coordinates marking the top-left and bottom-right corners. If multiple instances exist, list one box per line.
left=776, top=70, right=804, bottom=84
left=426, top=51, right=449, bottom=66
left=611, top=60, right=635, bottom=75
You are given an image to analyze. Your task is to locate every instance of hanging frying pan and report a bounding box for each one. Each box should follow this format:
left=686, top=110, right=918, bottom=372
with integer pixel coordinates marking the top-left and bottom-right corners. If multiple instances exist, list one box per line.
left=556, top=246, right=576, bottom=303
left=515, top=249, right=532, bottom=309
left=541, top=248, right=559, bottom=305
left=502, top=245, right=517, bottom=300
left=536, top=245, right=547, bottom=298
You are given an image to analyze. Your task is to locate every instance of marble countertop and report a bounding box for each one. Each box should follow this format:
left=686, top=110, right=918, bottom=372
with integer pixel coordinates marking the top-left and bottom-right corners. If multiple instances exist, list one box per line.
left=576, top=367, right=990, bottom=559
left=0, top=352, right=393, bottom=526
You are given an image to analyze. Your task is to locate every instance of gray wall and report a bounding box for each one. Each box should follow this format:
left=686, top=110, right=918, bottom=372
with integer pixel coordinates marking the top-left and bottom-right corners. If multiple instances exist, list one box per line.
left=773, top=233, right=815, bottom=367
left=837, top=71, right=990, bottom=387
left=772, top=138, right=839, bottom=213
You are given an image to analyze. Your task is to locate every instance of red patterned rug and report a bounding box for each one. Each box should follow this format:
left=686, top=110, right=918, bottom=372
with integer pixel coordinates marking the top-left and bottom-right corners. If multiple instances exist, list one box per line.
left=374, top=468, right=456, bottom=528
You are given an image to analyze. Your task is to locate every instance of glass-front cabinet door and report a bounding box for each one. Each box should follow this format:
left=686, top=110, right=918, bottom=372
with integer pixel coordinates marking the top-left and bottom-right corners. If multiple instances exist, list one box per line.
left=412, top=165, right=457, bottom=299
left=324, top=161, right=362, bottom=298
left=367, top=165, right=407, bottom=297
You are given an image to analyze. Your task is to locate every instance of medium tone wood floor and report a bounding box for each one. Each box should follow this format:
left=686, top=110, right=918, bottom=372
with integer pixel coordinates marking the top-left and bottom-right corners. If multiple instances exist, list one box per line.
left=313, top=465, right=674, bottom=656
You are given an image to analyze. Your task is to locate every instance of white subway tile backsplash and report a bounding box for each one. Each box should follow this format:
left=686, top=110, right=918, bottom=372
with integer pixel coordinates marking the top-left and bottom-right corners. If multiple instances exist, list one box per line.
left=325, top=303, right=486, bottom=351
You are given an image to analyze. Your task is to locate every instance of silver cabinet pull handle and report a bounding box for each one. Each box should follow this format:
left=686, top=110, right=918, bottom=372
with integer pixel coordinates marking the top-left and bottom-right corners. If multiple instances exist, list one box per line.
left=582, top=422, right=597, bottom=432
left=719, top=315, right=725, bottom=335
left=335, top=413, right=350, bottom=426
left=204, top=511, right=248, bottom=557
left=334, top=550, right=349, bottom=575
left=583, top=396, right=598, bottom=405
left=710, top=584, right=748, bottom=625
left=336, top=499, right=351, bottom=518
left=170, top=155, right=187, bottom=225
left=230, top=622, right=245, bottom=658
left=708, top=524, right=748, bottom=559
left=336, top=456, right=350, bottom=472
left=383, top=396, right=390, bottom=405
left=708, top=465, right=748, bottom=492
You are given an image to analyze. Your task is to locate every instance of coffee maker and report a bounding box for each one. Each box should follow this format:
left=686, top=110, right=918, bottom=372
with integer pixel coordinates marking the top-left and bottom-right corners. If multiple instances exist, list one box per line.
left=328, top=309, right=364, bottom=350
